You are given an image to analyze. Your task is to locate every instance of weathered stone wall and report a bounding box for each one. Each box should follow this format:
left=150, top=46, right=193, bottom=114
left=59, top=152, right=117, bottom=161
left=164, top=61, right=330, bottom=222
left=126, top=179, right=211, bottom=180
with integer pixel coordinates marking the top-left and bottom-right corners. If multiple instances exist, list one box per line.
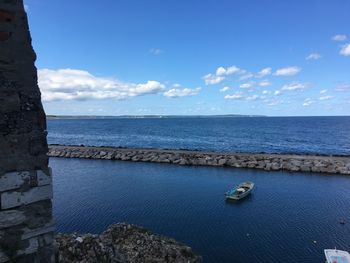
left=49, top=145, right=350, bottom=175
left=0, top=1, right=54, bottom=262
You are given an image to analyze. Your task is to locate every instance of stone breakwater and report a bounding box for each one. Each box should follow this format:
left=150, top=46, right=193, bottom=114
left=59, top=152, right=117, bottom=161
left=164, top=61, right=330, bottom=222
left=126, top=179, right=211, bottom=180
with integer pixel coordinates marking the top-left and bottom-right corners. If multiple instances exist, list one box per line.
left=56, top=223, right=201, bottom=263
left=48, top=145, right=350, bottom=175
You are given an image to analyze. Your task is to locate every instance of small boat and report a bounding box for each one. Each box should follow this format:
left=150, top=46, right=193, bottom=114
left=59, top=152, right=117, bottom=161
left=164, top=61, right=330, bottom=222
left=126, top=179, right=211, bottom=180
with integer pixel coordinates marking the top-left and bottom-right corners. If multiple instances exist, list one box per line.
left=225, top=181, right=254, bottom=200
left=324, top=249, right=350, bottom=263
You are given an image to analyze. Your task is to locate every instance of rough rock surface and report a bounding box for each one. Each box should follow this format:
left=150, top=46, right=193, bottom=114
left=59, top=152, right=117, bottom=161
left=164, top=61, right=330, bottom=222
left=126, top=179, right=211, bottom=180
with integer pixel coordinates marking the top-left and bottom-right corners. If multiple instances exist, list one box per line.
left=56, top=223, right=201, bottom=263
left=0, top=0, right=54, bottom=261
left=48, top=145, right=350, bottom=175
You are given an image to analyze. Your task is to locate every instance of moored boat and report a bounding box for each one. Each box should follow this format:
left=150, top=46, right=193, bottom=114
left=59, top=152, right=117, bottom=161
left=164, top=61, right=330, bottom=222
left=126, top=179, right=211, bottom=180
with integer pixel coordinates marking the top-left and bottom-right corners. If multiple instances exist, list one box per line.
left=324, top=249, right=350, bottom=263
left=225, top=181, right=254, bottom=200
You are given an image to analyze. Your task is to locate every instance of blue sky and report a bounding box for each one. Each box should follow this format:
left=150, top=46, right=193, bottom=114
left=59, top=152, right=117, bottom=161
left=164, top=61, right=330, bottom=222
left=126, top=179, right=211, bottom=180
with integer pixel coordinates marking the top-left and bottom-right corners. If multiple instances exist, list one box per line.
left=25, top=0, right=350, bottom=116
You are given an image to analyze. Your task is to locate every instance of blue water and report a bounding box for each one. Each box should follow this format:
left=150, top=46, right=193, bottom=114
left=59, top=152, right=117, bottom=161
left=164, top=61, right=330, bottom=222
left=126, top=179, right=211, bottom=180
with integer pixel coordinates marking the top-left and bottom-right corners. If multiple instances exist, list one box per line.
left=52, top=157, right=350, bottom=263
left=47, top=116, right=350, bottom=155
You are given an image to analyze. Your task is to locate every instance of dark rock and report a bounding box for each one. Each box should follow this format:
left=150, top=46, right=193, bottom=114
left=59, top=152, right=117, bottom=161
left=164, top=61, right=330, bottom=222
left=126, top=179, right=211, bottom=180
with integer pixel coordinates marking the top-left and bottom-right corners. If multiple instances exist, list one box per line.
left=56, top=223, right=202, bottom=263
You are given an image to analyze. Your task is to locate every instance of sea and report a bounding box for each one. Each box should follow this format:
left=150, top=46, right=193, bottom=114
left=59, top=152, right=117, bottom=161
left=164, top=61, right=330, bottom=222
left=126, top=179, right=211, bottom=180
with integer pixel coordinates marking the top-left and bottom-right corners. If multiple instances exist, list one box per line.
left=48, top=116, right=350, bottom=156
left=48, top=116, right=350, bottom=262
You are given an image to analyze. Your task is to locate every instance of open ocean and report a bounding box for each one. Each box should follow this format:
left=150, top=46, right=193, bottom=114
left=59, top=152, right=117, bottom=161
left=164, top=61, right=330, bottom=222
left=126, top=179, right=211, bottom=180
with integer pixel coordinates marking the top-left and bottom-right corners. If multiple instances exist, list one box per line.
left=47, top=116, right=350, bottom=155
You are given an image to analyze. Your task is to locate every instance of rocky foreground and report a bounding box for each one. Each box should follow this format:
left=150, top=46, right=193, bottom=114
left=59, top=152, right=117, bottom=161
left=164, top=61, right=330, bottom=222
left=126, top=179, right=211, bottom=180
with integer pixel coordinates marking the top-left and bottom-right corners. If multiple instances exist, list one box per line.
left=56, top=223, right=201, bottom=263
left=48, top=145, right=350, bottom=175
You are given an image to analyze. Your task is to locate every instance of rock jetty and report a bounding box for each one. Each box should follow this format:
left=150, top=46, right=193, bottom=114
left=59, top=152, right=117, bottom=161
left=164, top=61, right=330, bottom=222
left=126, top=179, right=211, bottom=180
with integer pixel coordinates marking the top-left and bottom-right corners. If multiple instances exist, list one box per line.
left=56, top=223, right=201, bottom=263
left=48, top=145, right=350, bottom=175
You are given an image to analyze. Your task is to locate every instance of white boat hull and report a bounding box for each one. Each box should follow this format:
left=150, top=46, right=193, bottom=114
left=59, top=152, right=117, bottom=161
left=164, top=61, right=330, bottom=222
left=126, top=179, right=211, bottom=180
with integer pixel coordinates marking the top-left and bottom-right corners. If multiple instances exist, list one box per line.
left=325, top=249, right=350, bottom=263
left=225, top=181, right=254, bottom=200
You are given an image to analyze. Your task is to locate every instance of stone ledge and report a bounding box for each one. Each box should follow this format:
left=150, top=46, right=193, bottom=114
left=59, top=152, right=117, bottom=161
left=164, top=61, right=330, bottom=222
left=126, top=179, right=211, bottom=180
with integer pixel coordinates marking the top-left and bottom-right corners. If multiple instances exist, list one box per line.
left=0, top=171, right=31, bottom=192
left=0, top=210, right=26, bottom=229
left=21, top=221, right=55, bottom=240
left=1, top=185, right=53, bottom=209
left=0, top=169, right=52, bottom=192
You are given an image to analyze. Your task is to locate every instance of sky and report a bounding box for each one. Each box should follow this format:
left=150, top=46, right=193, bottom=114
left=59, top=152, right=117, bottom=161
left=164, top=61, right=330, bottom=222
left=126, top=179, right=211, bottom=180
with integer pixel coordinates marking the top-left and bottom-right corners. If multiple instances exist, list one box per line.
left=24, top=0, right=350, bottom=116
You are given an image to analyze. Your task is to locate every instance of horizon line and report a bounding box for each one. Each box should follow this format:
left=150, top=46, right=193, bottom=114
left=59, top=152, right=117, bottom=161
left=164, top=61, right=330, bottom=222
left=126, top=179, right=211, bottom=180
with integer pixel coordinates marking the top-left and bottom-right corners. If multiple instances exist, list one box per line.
left=46, top=114, right=350, bottom=118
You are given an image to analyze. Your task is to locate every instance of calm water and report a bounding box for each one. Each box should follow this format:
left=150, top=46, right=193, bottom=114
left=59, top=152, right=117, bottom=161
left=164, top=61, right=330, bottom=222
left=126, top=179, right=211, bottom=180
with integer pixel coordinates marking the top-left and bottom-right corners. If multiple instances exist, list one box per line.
left=52, top=158, right=350, bottom=263
left=47, top=116, right=350, bottom=156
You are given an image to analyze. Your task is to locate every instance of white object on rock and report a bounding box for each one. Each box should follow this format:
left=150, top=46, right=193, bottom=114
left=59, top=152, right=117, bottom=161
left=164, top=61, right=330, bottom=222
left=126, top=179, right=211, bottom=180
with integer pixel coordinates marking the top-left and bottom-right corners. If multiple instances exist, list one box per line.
left=76, top=237, right=84, bottom=243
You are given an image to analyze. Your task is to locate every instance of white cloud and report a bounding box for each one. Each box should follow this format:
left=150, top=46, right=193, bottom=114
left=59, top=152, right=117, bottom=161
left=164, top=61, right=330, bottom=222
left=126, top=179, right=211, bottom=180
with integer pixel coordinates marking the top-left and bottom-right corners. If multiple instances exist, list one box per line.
left=240, top=82, right=254, bottom=89
left=246, top=95, right=259, bottom=101
left=203, top=65, right=242, bottom=85
left=319, top=95, right=334, bottom=101
left=239, top=73, right=254, bottom=81
left=149, top=48, right=164, bottom=55
left=274, top=90, right=281, bottom=96
left=262, top=90, right=270, bottom=95
left=340, top=44, right=350, bottom=56
left=274, top=66, right=301, bottom=76
left=226, top=66, right=242, bottom=75
left=281, top=82, right=308, bottom=91
left=216, top=67, right=227, bottom=76
left=216, top=66, right=241, bottom=76
left=226, top=66, right=241, bottom=75
left=225, top=92, right=244, bottom=100
left=163, top=87, right=201, bottom=98
left=38, top=68, right=165, bottom=102
left=306, top=53, right=321, bottom=60
left=203, top=74, right=225, bottom=85
left=332, top=34, right=347, bottom=41
left=303, top=98, right=314, bottom=107
left=220, top=86, right=230, bottom=92
left=320, top=89, right=327, bottom=94
left=256, top=67, right=272, bottom=78
left=335, top=84, right=350, bottom=92
left=258, top=80, right=271, bottom=87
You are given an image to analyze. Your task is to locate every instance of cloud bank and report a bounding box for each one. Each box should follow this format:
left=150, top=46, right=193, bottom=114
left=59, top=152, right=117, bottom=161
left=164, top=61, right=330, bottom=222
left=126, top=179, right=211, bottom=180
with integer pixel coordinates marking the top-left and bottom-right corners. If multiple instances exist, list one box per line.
left=38, top=69, right=165, bottom=101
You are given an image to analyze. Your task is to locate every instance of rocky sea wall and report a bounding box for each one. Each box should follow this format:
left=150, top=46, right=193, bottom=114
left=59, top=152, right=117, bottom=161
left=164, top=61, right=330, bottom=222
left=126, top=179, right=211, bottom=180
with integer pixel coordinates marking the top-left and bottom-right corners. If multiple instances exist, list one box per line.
left=48, top=145, right=350, bottom=175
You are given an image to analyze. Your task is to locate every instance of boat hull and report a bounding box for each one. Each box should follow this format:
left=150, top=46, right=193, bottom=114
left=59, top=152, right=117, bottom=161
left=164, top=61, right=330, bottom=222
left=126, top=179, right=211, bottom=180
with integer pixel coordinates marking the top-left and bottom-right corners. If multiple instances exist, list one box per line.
left=225, top=181, right=254, bottom=200
left=226, top=190, right=252, bottom=200
left=324, top=249, right=350, bottom=263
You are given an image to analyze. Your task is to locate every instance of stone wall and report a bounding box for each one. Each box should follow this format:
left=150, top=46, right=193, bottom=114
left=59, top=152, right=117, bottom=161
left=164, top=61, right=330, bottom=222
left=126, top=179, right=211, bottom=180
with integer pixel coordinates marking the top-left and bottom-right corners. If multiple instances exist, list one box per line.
left=0, top=1, right=54, bottom=262
left=49, top=145, right=350, bottom=175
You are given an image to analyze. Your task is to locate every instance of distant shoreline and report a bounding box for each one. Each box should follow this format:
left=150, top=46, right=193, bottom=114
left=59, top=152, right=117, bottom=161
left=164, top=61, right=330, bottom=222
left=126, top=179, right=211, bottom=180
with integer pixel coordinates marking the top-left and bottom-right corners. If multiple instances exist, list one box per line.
left=46, top=115, right=350, bottom=119
left=46, top=114, right=266, bottom=119
left=48, top=145, right=350, bottom=175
